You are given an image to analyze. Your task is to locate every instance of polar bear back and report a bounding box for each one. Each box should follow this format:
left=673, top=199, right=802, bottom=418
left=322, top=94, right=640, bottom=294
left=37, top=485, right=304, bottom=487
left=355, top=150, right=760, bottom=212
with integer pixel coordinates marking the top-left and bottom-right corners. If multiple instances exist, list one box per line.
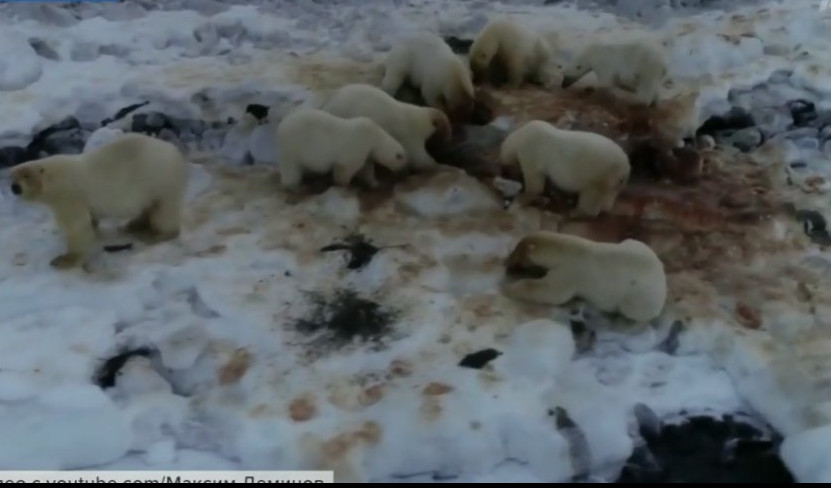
left=320, top=84, right=426, bottom=141
left=78, top=133, right=188, bottom=218
left=506, top=120, right=628, bottom=190
left=276, top=108, right=391, bottom=172
left=519, top=231, right=665, bottom=319
left=385, top=33, right=461, bottom=88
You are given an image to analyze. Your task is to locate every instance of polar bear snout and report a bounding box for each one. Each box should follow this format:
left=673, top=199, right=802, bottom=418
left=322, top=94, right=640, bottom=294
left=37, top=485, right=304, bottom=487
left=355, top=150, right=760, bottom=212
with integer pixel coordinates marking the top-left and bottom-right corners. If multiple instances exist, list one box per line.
left=9, top=165, right=43, bottom=201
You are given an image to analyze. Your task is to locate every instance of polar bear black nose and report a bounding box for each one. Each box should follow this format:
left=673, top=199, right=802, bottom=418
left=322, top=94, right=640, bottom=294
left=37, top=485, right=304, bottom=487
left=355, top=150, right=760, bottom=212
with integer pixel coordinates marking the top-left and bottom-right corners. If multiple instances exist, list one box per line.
left=10, top=183, right=21, bottom=195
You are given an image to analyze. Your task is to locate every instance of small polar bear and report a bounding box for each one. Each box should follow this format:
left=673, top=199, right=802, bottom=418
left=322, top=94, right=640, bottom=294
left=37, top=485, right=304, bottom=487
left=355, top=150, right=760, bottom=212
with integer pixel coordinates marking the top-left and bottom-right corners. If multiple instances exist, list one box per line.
left=561, top=35, right=670, bottom=106
left=380, top=32, right=475, bottom=122
left=275, top=108, right=406, bottom=190
left=9, top=133, right=189, bottom=269
left=468, top=17, right=553, bottom=88
left=320, top=83, right=452, bottom=171
left=502, top=231, right=667, bottom=323
left=499, top=120, right=630, bottom=216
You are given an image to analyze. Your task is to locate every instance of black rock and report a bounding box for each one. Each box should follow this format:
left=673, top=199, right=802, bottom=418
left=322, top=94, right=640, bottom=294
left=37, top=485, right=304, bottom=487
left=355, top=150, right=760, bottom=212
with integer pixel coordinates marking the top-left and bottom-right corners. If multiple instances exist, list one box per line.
left=615, top=414, right=794, bottom=483
left=795, top=210, right=831, bottom=246
left=93, top=347, right=154, bottom=389
left=0, top=146, right=30, bottom=168
left=132, top=111, right=178, bottom=136
left=26, top=116, right=85, bottom=158
left=788, top=99, right=817, bottom=127
left=458, top=348, right=502, bottom=369
left=695, top=107, right=755, bottom=138
left=103, top=243, right=134, bottom=253
left=443, top=36, right=473, bottom=54
left=245, top=104, right=269, bottom=121
left=101, top=101, right=149, bottom=126
left=319, top=234, right=381, bottom=271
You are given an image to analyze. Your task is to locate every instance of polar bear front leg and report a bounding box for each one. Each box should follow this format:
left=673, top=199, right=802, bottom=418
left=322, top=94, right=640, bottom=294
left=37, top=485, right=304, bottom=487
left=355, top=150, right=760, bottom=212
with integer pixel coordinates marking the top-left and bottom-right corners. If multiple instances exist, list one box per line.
left=380, top=63, right=408, bottom=97
left=356, top=163, right=380, bottom=189
left=146, top=197, right=183, bottom=243
left=52, top=204, right=96, bottom=269
left=505, top=52, right=528, bottom=87
left=279, top=157, right=304, bottom=191
left=515, top=158, right=546, bottom=205
left=574, top=187, right=605, bottom=217
left=332, top=159, right=362, bottom=187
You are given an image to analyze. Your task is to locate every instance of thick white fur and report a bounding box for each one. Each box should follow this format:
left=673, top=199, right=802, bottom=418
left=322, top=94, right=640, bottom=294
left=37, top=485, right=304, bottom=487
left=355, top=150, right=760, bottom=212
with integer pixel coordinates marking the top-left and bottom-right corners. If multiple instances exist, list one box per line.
left=503, top=231, right=667, bottom=322
left=380, top=32, right=475, bottom=119
left=9, top=133, right=189, bottom=269
left=561, top=35, right=669, bottom=106
left=469, top=17, right=552, bottom=87
left=320, top=83, right=452, bottom=171
left=499, top=120, right=630, bottom=216
left=275, top=108, right=406, bottom=190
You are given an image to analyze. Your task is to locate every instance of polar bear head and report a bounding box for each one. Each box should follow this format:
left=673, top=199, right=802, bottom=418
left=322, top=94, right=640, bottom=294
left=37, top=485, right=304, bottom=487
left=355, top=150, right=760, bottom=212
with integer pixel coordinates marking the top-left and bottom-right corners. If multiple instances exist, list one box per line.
left=505, top=231, right=592, bottom=277
left=560, top=46, right=598, bottom=89
left=468, top=38, right=497, bottom=84
left=9, top=156, right=77, bottom=203
left=367, top=125, right=407, bottom=172
left=425, top=107, right=452, bottom=144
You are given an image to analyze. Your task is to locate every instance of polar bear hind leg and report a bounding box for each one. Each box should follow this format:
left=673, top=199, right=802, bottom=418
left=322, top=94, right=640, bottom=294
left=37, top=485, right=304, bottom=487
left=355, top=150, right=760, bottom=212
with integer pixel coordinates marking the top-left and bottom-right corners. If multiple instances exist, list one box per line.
left=381, top=63, right=408, bottom=97
left=575, top=186, right=606, bottom=217
left=278, top=155, right=304, bottom=191
left=356, top=164, right=380, bottom=189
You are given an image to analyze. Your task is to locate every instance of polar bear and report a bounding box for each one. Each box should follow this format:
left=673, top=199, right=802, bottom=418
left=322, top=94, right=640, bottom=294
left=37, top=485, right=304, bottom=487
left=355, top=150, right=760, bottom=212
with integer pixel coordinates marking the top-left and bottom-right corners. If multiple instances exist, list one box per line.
left=561, top=35, right=669, bottom=106
left=275, top=108, right=406, bottom=190
left=468, top=17, right=552, bottom=88
left=502, top=231, right=667, bottom=322
left=499, top=120, right=630, bottom=216
left=380, top=32, right=475, bottom=122
left=320, top=83, right=452, bottom=171
left=9, top=133, right=189, bottom=269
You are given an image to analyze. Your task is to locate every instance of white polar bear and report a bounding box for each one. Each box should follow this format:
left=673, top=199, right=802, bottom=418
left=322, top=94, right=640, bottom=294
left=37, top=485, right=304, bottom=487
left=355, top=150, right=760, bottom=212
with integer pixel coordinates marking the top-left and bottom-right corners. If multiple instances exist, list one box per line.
left=9, top=133, right=189, bottom=269
left=468, top=17, right=552, bottom=88
left=561, top=35, right=669, bottom=106
left=499, top=120, right=630, bottom=216
left=502, top=231, right=667, bottom=323
left=380, top=32, right=475, bottom=121
left=320, top=83, right=452, bottom=171
left=275, top=107, right=406, bottom=190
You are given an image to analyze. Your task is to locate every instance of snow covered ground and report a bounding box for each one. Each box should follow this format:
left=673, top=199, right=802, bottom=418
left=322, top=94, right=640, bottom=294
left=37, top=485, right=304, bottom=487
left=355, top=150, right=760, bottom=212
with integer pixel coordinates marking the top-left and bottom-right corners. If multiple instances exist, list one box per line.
left=1, top=0, right=831, bottom=482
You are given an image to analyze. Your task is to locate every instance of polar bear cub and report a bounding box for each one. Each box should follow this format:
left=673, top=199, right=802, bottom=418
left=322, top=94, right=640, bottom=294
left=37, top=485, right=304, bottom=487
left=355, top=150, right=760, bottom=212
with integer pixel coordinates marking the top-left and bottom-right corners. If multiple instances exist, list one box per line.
left=275, top=108, right=406, bottom=190
left=381, top=32, right=475, bottom=121
left=561, top=34, right=669, bottom=106
left=320, top=83, right=452, bottom=171
left=503, top=231, right=667, bottom=322
left=9, top=133, right=189, bottom=269
left=499, top=120, right=630, bottom=216
left=469, top=17, right=552, bottom=87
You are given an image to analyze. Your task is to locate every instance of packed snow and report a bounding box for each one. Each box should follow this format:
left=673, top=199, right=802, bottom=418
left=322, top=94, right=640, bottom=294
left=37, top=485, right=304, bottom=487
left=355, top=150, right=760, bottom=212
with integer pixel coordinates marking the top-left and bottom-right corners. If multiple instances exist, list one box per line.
left=1, top=0, right=831, bottom=482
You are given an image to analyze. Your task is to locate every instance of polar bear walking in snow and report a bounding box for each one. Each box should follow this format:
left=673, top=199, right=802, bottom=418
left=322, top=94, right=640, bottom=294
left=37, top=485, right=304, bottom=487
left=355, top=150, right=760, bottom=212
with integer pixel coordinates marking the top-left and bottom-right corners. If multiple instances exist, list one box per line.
left=275, top=108, right=407, bottom=190
left=499, top=120, right=630, bottom=217
left=380, top=32, right=476, bottom=122
left=503, top=231, right=668, bottom=323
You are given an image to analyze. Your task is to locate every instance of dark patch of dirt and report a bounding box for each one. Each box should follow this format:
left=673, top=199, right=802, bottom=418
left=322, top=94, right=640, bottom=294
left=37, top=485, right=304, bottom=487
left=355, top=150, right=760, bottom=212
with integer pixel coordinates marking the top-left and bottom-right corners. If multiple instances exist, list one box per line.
left=293, top=289, right=399, bottom=351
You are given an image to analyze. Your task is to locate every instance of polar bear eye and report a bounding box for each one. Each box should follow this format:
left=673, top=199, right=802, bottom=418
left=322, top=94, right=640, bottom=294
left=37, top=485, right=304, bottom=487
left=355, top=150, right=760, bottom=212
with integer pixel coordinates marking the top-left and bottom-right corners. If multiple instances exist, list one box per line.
left=396, top=152, right=404, bottom=160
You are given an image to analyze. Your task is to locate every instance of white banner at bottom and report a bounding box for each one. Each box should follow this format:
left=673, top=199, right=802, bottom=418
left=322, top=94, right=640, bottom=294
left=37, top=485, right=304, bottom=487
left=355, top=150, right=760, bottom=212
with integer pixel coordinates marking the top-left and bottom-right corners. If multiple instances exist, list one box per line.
left=0, top=471, right=334, bottom=483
